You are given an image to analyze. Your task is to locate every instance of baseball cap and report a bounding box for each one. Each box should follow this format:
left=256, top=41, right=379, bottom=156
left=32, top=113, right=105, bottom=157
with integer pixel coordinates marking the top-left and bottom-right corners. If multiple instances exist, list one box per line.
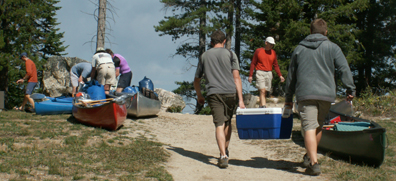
left=96, top=47, right=105, bottom=52
left=265, top=37, right=276, bottom=44
left=20, top=52, right=27, bottom=59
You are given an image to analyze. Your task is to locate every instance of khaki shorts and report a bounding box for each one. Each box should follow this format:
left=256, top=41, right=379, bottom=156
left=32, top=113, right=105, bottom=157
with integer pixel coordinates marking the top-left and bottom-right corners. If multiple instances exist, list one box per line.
left=298, top=100, right=331, bottom=131
left=70, top=69, right=79, bottom=87
left=256, top=70, right=272, bottom=90
left=96, top=63, right=116, bottom=86
left=207, top=94, right=237, bottom=127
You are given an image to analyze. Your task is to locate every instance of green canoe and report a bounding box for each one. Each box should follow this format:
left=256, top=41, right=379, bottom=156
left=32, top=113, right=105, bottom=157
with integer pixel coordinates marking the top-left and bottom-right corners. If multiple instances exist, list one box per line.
left=318, top=109, right=386, bottom=167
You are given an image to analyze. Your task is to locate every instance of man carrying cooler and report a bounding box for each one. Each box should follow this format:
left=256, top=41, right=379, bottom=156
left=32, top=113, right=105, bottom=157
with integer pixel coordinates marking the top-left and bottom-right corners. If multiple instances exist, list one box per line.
left=284, top=18, right=355, bottom=176
left=194, top=30, right=245, bottom=168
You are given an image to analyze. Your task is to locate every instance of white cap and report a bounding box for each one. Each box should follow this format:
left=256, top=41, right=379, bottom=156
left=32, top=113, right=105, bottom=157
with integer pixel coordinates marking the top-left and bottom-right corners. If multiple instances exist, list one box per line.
left=265, top=37, right=276, bottom=44
left=96, top=47, right=105, bottom=52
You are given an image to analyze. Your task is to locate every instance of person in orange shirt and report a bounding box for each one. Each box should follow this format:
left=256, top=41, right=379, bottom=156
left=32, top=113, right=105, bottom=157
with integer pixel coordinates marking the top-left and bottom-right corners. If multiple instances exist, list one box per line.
left=15, top=52, right=38, bottom=112
left=248, top=37, right=285, bottom=108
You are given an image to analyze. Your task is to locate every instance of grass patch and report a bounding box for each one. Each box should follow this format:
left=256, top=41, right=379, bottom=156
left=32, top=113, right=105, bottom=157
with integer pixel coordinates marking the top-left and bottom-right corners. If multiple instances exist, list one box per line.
left=0, top=110, right=173, bottom=180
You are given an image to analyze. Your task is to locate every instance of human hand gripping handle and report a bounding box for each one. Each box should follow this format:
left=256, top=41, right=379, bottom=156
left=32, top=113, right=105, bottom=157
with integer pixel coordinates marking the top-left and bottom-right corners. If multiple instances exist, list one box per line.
left=282, top=102, right=293, bottom=118
left=346, top=94, right=354, bottom=102
left=239, top=99, right=246, bottom=109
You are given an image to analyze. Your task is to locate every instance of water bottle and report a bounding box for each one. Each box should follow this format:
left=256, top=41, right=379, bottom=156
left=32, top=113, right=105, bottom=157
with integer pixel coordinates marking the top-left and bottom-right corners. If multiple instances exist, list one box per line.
left=282, top=105, right=293, bottom=118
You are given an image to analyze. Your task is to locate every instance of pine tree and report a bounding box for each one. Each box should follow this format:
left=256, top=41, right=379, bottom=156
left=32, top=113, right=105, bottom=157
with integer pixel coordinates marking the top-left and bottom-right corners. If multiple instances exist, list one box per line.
left=0, top=0, right=67, bottom=109
left=241, top=0, right=370, bottom=96
left=352, top=0, right=396, bottom=95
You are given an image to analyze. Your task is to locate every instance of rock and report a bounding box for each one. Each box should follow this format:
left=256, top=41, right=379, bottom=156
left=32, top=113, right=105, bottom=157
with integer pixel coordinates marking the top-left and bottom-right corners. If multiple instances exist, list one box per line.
left=243, top=94, right=258, bottom=108
left=154, top=88, right=185, bottom=112
left=43, top=56, right=89, bottom=97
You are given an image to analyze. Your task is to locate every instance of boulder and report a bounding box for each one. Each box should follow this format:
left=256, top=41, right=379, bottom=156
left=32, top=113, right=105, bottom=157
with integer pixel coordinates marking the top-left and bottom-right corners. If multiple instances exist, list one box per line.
left=154, top=88, right=185, bottom=112
left=43, top=56, right=89, bottom=97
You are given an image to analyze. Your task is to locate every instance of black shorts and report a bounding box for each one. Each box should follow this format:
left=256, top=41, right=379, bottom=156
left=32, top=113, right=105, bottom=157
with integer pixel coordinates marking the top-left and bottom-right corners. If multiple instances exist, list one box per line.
left=117, top=71, right=132, bottom=88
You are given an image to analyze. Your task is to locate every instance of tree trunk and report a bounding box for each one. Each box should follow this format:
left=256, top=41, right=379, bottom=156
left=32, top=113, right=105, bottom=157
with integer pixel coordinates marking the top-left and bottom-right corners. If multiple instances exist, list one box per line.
left=195, top=0, right=207, bottom=114
left=235, top=0, right=241, bottom=64
left=96, top=0, right=106, bottom=49
left=225, top=0, right=234, bottom=50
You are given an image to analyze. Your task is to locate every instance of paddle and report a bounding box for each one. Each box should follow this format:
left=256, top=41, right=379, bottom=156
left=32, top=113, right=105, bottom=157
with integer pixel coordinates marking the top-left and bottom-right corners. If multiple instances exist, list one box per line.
left=74, top=98, right=114, bottom=105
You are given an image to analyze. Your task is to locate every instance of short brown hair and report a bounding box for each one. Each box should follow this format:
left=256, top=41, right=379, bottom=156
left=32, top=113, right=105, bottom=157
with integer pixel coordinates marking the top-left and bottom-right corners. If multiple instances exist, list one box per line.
left=105, top=48, right=114, bottom=55
left=310, top=19, right=327, bottom=35
left=210, top=30, right=226, bottom=45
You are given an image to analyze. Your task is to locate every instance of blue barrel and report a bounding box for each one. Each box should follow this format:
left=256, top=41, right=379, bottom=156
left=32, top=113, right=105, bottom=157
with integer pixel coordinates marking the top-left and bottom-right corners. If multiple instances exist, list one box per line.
left=139, top=76, right=154, bottom=91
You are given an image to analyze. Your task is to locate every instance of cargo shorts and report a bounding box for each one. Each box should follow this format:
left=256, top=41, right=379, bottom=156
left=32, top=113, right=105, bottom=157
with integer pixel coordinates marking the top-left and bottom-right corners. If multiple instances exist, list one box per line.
left=97, top=63, right=116, bottom=86
left=256, top=70, right=272, bottom=90
left=298, top=100, right=331, bottom=132
left=207, top=93, right=237, bottom=127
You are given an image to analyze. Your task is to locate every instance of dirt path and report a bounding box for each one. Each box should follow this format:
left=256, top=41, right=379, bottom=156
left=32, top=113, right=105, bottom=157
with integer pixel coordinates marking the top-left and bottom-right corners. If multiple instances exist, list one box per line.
left=124, top=110, right=330, bottom=181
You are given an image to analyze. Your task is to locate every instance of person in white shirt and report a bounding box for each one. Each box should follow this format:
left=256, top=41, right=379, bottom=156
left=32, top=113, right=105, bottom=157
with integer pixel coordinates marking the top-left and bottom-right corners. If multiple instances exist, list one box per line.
left=90, top=47, right=116, bottom=94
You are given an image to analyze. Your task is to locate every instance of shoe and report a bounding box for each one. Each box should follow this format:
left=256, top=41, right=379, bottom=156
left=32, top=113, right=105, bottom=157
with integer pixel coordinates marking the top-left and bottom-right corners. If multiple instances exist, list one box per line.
left=217, top=157, right=229, bottom=168
left=220, top=149, right=229, bottom=158
left=302, top=153, right=310, bottom=168
left=305, top=162, right=321, bottom=176
left=259, top=105, right=267, bottom=108
left=25, top=108, right=35, bottom=113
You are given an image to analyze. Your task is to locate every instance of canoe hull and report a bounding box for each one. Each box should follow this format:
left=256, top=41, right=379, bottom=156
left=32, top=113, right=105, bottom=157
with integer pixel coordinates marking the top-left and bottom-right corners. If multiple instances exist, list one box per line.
left=72, top=101, right=127, bottom=131
left=119, top=92, right=161, bottom=117
left=319, top=110, right=386, bottom=167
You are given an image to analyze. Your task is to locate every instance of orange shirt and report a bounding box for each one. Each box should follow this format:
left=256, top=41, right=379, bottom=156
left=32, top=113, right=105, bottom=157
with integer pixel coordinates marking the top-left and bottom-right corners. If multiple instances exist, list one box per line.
left=25, top=58, right=38, bottom=82
left=249, top=48, right=282, bottom=77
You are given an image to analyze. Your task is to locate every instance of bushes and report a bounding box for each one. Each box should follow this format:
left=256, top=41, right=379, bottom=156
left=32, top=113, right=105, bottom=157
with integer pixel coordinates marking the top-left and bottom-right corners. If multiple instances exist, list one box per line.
left=353, top=88, right=396, bottom=117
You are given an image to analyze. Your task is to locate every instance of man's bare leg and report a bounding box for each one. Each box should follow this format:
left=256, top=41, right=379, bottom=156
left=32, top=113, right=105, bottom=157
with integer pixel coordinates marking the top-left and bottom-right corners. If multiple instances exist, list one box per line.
left=104, top=84, right=110, bottom=95
left=116, top=87, right=123, bottom=93
left=259, top=88, right=267, bottom=107
left=304, top=128, right=322, bottom=165
left=216, top=123, right=227, bottom=157
left=224, top=121, right=232, bottom=153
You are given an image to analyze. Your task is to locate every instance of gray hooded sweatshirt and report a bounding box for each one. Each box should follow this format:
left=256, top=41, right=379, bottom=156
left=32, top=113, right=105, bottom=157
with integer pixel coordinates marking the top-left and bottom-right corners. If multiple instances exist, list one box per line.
left=285, top=34, right=356, bottom=103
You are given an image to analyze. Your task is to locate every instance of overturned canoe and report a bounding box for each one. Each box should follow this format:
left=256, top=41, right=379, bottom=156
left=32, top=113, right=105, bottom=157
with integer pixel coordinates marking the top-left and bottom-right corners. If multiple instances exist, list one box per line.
left=35, top=96, right=73, bottom=115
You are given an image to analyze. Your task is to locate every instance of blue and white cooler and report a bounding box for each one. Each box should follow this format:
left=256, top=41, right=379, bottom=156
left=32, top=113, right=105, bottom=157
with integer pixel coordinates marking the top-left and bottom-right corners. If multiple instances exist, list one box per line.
left=236, top=107, right=293, bottom=139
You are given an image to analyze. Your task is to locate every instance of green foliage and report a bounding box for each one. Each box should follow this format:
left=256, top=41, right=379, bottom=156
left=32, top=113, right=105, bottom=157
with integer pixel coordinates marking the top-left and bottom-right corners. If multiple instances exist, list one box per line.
left=166, top=106, right=183, bottom=113
left=0, top=0, right=67, bottom=109
left=353, top=87, right=396, bottom=117
left=197, top=105, right=211, bottom=115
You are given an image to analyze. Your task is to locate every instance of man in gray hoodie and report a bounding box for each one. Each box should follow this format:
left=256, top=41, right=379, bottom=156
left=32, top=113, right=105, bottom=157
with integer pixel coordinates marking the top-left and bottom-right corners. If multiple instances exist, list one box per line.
left=284, top=19, right=355, bottom=176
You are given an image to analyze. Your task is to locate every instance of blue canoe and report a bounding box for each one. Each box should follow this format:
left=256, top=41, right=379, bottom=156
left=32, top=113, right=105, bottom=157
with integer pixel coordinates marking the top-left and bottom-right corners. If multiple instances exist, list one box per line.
left=35, top=96, right=74, bottom=115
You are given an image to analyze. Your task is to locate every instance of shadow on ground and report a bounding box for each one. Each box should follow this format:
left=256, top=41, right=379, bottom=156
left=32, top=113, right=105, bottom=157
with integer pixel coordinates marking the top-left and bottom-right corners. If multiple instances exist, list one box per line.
left=167, top=146, right=306, bottom=175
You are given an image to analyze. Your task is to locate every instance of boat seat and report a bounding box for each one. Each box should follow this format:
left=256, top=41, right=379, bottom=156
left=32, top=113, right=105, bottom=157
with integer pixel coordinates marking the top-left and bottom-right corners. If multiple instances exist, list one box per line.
left=334, top=122, right=371, bottom=131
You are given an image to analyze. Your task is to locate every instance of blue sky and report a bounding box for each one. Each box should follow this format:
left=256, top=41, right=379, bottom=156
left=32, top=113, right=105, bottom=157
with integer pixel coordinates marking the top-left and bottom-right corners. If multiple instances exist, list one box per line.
left=55, top=0, right=195, bottom=93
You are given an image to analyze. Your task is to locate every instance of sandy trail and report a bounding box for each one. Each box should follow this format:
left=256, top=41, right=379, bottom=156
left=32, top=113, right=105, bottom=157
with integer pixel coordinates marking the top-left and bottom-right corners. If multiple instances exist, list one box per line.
left=124, top=111, right=328, bottom=181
